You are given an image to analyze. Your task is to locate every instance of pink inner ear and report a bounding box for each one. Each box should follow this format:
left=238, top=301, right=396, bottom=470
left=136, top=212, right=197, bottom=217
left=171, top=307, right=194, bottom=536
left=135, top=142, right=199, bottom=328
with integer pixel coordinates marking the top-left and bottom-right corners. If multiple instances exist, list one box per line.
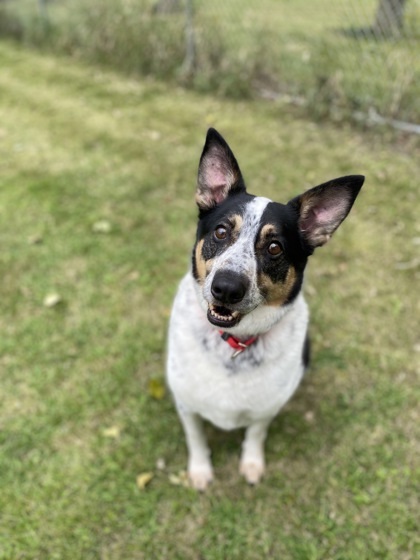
left=310, top=197, right=349, bottom=228
left=313, top=204, right=336, bottom=225
left=197, top=159, right=232, bottom=209
left=209, top=183, right=229, bottom=205
left=197, top=138, right=243, bottom=210
left=206, top=162, right=229, bottom=189
left=199, top=156, right=235, bottom=205
left=300, top=194, right=351, bottom=246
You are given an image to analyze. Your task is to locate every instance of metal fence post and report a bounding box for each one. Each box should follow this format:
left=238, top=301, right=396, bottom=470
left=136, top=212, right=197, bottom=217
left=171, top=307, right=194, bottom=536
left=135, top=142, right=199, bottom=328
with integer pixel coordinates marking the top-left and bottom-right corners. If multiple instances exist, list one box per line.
left=182, top=0, right=196, bottom=76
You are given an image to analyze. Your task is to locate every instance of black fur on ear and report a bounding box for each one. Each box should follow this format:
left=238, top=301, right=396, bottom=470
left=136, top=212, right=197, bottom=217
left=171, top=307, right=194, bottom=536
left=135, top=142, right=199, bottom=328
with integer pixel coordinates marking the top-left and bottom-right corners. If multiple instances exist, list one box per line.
left=288, top=175, right=364, bottom=251
left=196, top=128, right=246, bottom=212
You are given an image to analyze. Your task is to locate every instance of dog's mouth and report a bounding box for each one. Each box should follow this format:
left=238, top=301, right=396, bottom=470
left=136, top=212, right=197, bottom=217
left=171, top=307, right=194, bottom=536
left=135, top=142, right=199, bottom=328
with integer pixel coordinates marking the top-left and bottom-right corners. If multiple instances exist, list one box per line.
left=207, top=304, right=242, bottom=328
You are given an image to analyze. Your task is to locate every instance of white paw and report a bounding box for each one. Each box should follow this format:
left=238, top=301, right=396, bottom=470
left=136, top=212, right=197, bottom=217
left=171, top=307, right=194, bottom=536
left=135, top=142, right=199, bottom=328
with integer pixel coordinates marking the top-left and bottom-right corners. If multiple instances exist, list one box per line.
left=188, top=464, right=214, bottom=491
left=239, top=459, right=265, bottom=485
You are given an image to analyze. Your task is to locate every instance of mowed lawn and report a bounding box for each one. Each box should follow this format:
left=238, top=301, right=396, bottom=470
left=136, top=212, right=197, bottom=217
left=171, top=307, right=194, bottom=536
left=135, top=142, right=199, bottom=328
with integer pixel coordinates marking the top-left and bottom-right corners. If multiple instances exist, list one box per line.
left=0, top=42, right=419, bottom=559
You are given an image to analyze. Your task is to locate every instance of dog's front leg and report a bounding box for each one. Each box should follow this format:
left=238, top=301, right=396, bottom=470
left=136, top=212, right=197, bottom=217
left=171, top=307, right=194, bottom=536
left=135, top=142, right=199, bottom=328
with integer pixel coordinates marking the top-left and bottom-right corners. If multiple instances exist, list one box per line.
left=178, top=409, right=213, bottom=491
left=240, top=419, right=272, bottom=485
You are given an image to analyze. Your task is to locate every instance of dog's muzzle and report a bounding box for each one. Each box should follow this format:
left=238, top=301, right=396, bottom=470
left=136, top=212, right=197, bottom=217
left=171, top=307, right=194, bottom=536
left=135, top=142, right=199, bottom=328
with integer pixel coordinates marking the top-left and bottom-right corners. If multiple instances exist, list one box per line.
left=207, top=271, right=249, bottom=328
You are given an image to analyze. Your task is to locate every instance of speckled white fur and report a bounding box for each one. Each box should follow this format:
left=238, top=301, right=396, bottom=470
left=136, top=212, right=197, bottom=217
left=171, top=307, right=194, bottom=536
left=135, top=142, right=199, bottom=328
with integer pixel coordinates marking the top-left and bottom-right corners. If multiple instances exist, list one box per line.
left=167, top=197, right=310, bottom=490
left=202, top=197, right=271, bottom=330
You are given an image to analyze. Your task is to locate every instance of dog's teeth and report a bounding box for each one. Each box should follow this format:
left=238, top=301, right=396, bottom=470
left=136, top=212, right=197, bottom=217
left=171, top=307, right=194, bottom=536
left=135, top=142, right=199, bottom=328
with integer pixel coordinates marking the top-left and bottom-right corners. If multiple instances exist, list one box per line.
left=215, top=313, right=231, bottom=320
left=209, top=305, right=241, bottom=324
left=210, top=307, right=234, bottom=321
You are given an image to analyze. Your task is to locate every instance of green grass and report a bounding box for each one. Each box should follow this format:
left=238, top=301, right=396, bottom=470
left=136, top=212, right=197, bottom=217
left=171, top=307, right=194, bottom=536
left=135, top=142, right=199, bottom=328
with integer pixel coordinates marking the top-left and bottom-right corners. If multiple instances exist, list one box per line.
left=0, top=42, right=419, bottom=559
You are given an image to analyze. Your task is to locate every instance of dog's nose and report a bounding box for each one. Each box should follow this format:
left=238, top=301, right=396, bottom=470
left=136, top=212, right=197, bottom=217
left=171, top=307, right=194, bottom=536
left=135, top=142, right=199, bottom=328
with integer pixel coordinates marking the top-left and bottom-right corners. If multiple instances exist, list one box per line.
left=211, top=271, right=249, bottom=305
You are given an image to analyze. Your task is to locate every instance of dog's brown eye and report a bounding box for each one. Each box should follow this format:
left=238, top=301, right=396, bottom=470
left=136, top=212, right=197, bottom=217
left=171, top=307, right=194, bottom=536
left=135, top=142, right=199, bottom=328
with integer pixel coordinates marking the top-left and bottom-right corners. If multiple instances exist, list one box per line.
left=214, top=226, right=228, bottom=240
left=268, top=242, right=282, bottom=256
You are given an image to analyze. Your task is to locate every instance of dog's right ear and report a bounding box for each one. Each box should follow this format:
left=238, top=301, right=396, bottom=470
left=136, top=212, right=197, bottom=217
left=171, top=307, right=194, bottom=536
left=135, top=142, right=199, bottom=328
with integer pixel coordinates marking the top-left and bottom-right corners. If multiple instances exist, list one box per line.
left=196, top=128, right=246, bottom=211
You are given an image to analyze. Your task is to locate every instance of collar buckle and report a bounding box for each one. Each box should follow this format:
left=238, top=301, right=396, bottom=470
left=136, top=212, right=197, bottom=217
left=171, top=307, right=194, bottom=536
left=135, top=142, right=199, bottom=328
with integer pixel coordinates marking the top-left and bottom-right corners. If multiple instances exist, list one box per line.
left=219, top=331, right=258, bottom=359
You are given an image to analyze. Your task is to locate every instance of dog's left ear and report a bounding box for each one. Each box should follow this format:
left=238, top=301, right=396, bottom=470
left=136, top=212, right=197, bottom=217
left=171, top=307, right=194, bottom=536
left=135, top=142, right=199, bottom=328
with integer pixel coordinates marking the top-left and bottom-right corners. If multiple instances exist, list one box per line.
left=196, top=128, right=246, bottom=211
left=289, top=175, right=364, bottom=249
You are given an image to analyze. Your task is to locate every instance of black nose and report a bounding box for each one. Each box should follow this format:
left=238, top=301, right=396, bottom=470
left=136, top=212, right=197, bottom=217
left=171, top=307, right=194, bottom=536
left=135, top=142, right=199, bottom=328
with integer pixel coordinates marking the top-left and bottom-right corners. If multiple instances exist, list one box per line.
left=211, top=271, right=249, bottom=305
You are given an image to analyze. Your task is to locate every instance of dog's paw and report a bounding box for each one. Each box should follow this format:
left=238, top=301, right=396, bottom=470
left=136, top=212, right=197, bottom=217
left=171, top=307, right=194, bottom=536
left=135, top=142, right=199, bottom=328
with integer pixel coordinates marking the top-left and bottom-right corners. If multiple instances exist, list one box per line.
left=188, top=465, right=214, bottom=491
left=239, top=459, right=265, bottom=485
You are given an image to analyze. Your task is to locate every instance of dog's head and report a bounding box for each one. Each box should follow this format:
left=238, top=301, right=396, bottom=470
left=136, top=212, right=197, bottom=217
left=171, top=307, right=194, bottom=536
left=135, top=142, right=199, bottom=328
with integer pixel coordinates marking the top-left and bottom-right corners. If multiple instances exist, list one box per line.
left=192, top=128, right=364, bottom=335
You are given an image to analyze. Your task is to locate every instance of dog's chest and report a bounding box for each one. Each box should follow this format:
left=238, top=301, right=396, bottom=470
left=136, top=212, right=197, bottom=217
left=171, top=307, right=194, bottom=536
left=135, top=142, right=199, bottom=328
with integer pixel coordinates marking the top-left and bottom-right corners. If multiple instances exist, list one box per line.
left=171, top=352, right=302, bottom=430
left=167, top=274, right=308, bottom=430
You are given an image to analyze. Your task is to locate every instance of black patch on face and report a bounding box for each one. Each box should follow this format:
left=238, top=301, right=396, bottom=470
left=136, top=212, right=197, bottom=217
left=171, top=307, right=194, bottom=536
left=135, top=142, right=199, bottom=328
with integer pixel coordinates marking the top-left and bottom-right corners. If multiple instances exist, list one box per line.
left=192, top=191, right=255, bottom=277
left=257, top=202, right=309, bottom=304
left=196, top=191, right=255, bottom=239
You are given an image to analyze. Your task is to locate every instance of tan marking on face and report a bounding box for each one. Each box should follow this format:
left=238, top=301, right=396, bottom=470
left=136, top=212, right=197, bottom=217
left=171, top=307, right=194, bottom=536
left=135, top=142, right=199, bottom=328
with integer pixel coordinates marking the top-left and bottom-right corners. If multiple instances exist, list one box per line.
left=205, top=258, right=215, bottom=274
left=256, top=224, right=279, bottom=251
left=194, top=239, right=206, bottom=284
left=259, top=266, right=297, bottom=306
left=230, top=214, right=243, bottom=239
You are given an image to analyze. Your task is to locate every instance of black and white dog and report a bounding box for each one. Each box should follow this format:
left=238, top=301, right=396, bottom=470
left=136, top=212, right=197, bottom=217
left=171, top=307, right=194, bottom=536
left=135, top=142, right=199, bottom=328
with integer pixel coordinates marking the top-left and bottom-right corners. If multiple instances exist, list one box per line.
left=167, top=128, right=364, bottom=490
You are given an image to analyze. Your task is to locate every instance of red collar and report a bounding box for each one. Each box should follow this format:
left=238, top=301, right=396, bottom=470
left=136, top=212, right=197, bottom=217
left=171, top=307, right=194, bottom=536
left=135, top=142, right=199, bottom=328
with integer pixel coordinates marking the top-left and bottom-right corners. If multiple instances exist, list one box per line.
left=219, top=330, right=258, bottom=359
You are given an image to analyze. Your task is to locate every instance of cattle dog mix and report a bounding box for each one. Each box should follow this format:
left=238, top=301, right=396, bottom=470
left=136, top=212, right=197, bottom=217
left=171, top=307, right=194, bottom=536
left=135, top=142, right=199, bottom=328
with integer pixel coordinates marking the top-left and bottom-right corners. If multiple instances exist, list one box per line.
left=167, top=128, right=364, bottom=490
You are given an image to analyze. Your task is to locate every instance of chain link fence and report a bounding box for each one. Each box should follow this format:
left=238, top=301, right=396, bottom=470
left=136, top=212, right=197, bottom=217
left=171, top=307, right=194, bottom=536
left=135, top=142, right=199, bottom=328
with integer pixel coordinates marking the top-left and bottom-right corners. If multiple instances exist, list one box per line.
left=1, top=0, right=419, bottom=126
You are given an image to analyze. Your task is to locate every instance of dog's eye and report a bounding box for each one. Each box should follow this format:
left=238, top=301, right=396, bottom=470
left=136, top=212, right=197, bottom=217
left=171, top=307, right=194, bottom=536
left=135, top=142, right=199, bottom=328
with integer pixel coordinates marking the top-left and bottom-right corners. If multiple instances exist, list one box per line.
left=268, top=242, right=282, bottom=256
left=214, top=226, right=228, bottom=240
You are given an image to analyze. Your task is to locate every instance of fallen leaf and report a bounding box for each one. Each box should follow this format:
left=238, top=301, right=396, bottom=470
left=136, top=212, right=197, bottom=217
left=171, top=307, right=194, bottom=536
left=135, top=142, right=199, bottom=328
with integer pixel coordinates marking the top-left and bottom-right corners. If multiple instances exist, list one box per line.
left=305, top=284, right=316, bottom=296
left=148, top=378, right=165, bottom=400
left=136, top=472, right=154, bottom=490
left=304, top=411, right=315, bottom=423
left=168, top=471, right=189, bottom=488
left=103, top=426, right=121, bottom=438
left=156, top=458, right=166, bottom=470
left=92, top=220, right=112, bottom=234
left=148, top=130, right=161, bottom=141
left=28, top=234, right=43, bottom=245
left=127, top=270, right=140, bottom=282
left=43, top=293, right=62, bottom=307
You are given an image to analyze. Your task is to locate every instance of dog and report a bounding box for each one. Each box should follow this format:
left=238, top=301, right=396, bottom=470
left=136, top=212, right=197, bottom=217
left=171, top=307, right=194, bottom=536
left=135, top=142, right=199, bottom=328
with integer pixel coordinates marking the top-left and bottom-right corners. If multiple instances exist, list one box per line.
left=167, top=128, right=364, bottom=490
